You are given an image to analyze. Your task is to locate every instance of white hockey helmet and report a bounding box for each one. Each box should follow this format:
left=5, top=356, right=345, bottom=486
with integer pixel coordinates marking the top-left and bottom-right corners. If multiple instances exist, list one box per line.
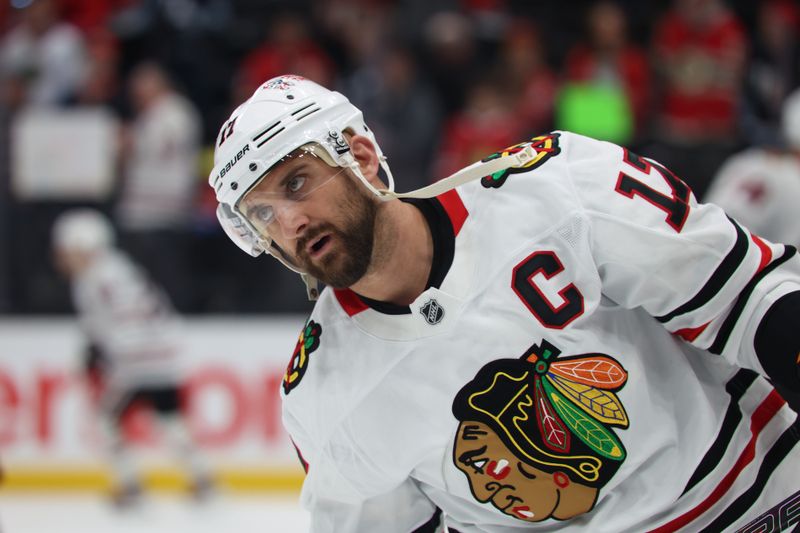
left=52, top=208, right=114, bottom=253
left=209, top=75, right=395, bottom=298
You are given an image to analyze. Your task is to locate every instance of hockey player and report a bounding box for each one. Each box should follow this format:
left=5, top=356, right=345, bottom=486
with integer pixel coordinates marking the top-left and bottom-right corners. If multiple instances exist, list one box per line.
left=210, top=76, right=800, bottom=532
left=52, top=209, right=213, bottom=506
left=705, top=88, right=800, bottom=248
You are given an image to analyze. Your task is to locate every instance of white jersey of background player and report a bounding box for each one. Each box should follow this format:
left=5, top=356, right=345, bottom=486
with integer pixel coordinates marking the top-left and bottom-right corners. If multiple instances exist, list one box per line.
left=705, top=89, right=800, bottom=247
left=210, top=77, right=800, bottom=532
left=52, top=209, right=211, bottom=504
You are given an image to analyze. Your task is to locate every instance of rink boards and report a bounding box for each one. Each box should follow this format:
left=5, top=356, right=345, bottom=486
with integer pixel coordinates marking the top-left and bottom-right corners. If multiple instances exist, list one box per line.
left=0, top=316, right=308, bottom=492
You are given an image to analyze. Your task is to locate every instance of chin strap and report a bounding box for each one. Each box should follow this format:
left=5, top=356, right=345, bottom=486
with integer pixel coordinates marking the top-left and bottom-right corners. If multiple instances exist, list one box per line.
left=376, top=145, right=538, bottom=200
left=302, top=273, right=320, bottom=300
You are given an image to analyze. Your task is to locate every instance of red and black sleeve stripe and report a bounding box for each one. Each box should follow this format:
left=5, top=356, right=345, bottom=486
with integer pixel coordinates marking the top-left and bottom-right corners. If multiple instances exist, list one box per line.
left=709, top=246, right=797, bottom=355
left=656, top=217, right=749, bottom=324
left=682, top=369, right=759, bottom=496
left=700, top=417, right=800, bottom=532
left=652, top=381, right=797, bottom=533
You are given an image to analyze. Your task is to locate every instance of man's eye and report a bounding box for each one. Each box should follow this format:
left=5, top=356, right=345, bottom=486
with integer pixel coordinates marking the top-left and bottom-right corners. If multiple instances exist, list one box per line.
left=253, top=205, right=274, bottom=223
left=287, top=176, right=306, bottom=193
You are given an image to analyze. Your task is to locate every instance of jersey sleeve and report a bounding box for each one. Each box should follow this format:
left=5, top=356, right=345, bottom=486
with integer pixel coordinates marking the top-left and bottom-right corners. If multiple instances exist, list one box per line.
left=281, top=409, right=442, bottom=533
left=562, top=132, right=800, bottom=388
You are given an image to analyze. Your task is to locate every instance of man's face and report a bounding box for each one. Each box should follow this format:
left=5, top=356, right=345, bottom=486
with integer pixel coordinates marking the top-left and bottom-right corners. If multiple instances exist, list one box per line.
left=241, top=149, right=379, bottom=288
left=453, top=421, right=598, bottom=522
left=52, top=247, right=92, bottom=279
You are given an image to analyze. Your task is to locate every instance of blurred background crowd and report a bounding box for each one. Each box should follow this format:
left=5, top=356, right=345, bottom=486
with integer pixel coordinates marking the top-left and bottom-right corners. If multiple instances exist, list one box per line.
left=1, top=0, right=798, bottom=315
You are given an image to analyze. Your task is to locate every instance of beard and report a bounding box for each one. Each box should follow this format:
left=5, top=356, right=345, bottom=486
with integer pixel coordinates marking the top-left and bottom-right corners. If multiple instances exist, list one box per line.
left=294, top=183, right=378, bottom=289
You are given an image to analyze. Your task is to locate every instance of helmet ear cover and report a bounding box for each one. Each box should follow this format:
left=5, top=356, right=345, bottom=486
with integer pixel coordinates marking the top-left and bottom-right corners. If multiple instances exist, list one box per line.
left=216, top=202, right=265, bottom=258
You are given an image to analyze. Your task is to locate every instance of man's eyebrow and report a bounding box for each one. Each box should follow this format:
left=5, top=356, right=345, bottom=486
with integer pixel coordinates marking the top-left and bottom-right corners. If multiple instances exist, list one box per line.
left=278, top=161, right=310, bottom=181
left=259, top=161, right=310, bottom=191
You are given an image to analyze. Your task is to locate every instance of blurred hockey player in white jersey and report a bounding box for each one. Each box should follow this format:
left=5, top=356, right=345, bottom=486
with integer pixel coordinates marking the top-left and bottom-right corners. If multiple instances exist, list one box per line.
left=705, top=88, right=800, bottom=247
left=52, top=209, right=213, bottom=507
left=210, top=76, right=799, bottom=532
left=706, top=90, right=800, bottom=413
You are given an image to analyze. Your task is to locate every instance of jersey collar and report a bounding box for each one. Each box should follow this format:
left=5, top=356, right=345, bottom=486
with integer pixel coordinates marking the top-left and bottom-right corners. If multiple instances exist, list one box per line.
left=334, top=189, right=467, bottom=317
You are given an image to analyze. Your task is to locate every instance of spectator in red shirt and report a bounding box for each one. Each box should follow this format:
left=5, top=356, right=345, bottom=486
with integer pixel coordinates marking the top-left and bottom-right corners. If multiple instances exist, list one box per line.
left=233, top=11, right=334, bottom=104
left=433, top=79, right=524, bottom=178
left=652, top=0, right=747, bottom=143
left=645, top=0, right=747, bottom=197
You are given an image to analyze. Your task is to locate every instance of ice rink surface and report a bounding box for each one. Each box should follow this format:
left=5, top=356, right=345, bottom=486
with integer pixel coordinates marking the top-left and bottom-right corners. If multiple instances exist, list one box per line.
left=0, top=492, right=310, bottom=533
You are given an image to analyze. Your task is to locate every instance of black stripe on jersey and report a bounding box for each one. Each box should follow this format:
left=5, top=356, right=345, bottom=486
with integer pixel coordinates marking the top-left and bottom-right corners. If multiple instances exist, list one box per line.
left=412, top=508, right=442, bottom=533
left=699, top=415, right=800, bottom=533
left=709, top=246, right=797, bottom=355
left=682, top=369, right=759, bottom=496
left=657, top=217, right=748, bottom=324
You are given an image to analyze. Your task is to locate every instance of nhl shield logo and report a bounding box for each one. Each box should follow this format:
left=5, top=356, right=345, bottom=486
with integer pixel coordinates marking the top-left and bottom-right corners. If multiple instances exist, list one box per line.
left=420, top=299, right=445, bottom=325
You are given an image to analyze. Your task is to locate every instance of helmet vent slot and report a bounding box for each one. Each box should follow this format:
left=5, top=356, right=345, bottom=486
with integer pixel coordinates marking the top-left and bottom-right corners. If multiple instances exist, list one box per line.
left=252, top=120, right=283, bottom=142
left=255, top=126, right=286, bottom=148
left=291, top=102, right=316, bottom=116
left=294, top=106, right=321, bottom=122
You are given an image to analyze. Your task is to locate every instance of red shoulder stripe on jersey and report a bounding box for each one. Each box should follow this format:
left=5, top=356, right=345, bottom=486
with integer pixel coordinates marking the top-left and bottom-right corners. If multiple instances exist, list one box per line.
left=672, top=321, right=710, bottom=342
left=436, top=189, right=468, bottom=236
left=751, top=233, right=772, bottom=273
left=334, top=288, right=369, bottom=316
left=647, top=390, right=786, bottom=533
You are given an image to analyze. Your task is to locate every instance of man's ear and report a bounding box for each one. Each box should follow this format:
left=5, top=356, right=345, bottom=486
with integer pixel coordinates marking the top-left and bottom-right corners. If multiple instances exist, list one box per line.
left=348, top=134, right=384, bottom=188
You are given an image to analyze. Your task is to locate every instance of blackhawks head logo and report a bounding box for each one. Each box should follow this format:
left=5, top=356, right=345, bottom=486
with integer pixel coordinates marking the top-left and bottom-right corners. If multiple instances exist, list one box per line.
left=481, top=133, right=561, bottom=188
left=452, top=339, right=628, bottom=522
left=283, top=320, right=321, bottom=394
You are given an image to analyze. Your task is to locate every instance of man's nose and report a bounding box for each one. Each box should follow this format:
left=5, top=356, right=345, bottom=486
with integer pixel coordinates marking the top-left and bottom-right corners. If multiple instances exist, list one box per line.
left=272, top=201, right=309, bottom=240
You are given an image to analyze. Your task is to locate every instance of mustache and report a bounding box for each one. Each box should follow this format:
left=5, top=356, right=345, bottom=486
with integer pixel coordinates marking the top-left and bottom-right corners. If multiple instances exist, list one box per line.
left=296, top=223, right=336, bottom=257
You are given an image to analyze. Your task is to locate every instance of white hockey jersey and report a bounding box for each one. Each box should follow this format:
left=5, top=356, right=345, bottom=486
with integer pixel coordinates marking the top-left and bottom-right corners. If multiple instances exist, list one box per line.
left=704, top=148, right=800, bottom=247
left=281, top=132, right=800, bottom=532
left=72, top=248, right=180, bottom=395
